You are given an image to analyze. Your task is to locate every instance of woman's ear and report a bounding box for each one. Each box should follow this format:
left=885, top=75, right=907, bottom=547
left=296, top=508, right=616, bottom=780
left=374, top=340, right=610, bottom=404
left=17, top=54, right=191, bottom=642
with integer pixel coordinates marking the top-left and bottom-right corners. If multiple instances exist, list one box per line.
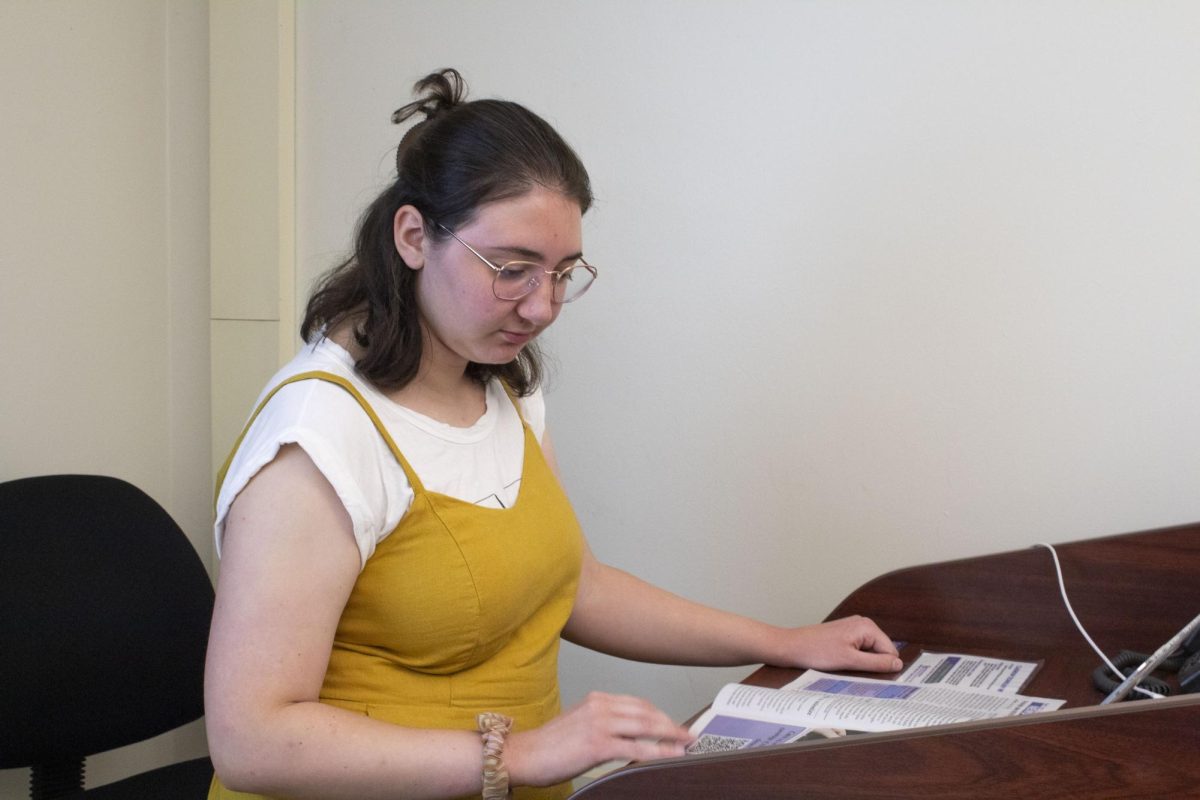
left=393, top=205, right=427, bottom=269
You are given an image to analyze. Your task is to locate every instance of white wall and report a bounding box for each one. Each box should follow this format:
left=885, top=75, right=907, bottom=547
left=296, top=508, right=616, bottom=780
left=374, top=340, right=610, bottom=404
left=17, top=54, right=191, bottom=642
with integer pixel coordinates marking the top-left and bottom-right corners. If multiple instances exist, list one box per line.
left=0, top=0, right=211, bottom=793
left=297, top=1, right=1200, bottom=724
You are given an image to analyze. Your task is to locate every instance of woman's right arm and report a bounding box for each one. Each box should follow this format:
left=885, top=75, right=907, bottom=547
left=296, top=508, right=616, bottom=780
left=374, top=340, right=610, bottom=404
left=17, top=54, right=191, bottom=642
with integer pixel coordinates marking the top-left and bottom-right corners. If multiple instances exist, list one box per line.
left=205, top=443, right=487, bottom=798
left=205, top=444, right=690, bottom=799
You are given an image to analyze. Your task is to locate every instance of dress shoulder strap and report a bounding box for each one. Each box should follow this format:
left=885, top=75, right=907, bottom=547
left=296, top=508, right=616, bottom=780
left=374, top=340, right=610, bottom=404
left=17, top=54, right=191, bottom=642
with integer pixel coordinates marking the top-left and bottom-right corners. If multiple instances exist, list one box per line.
left=498, top=381, right=530, bottom=429
left=213, top=370, right=427, bottom=511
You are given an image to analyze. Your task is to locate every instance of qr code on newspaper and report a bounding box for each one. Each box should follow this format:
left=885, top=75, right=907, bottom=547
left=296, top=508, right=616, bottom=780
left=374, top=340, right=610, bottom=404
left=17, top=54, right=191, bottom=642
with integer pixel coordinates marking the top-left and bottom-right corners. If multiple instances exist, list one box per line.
left=687, top=733, right=752, bottom=754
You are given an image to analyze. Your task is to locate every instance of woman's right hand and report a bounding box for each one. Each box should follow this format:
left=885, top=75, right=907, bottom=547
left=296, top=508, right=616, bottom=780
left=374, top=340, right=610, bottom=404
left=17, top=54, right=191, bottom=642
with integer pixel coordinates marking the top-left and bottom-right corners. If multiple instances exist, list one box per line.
left=505, top=692, right=694, bottom=788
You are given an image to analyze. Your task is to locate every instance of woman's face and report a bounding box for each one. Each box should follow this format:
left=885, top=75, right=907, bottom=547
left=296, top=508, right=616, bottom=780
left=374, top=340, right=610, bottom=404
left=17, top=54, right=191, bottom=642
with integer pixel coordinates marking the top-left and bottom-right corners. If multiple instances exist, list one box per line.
left=409, top=185, right=583, bottom=373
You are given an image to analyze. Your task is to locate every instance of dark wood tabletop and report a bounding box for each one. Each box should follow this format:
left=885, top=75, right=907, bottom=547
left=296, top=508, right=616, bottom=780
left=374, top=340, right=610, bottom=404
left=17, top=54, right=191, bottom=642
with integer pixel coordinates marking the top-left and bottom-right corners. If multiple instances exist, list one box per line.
left=571, top=522, right=1200, bottom=798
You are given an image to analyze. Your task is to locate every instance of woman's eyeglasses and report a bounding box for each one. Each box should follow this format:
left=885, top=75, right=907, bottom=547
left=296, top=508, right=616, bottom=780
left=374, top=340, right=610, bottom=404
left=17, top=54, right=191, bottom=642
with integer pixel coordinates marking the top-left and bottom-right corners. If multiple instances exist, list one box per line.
left=436, top=223, right=597, bottom=303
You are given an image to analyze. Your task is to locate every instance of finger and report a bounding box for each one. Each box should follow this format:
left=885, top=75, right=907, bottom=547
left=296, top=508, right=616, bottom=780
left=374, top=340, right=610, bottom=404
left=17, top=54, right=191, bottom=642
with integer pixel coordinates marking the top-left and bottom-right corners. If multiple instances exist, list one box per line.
left=580, top=694, right=694, bottom=753
left=848, top=618, right=900, bottom=656
left=600, top=703, right=693, bottom=744
left=623, top=736, right=691, bottom=761
left=844, top=649, right=903, bottom=673
left=860, top=633, right=900, bottom=657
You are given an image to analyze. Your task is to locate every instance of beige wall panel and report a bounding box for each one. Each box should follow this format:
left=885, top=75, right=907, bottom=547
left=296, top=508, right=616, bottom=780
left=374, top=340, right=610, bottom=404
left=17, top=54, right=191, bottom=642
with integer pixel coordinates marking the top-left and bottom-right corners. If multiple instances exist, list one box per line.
left=0, top=1, right=169, bottom=496
left=168, top=0, right=216, bottom=567
left=0, top=1, right=213, bottom=794
left=211, top=318, right=281, bottom=477
left=297, top=2, right=1200, bottom=727
left=210, top=0, right=285, bottom=321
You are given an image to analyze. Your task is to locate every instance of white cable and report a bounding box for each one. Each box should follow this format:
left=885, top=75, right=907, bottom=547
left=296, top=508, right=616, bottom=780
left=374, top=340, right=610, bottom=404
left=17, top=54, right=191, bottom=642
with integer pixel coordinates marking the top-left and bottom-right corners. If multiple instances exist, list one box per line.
left=1034, top=542, right=1162, bottom=700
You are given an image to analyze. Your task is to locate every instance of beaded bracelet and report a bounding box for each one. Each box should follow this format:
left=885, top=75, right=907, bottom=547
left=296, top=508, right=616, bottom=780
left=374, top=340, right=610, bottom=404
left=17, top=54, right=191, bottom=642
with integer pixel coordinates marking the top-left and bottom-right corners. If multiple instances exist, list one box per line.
left=477, top=712, right=514, bottom=800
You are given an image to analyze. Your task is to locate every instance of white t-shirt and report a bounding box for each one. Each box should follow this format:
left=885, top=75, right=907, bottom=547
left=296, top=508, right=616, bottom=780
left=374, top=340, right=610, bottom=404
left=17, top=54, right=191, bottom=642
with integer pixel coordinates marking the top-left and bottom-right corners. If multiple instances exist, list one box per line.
left=214, top=338, right=546, bottom=568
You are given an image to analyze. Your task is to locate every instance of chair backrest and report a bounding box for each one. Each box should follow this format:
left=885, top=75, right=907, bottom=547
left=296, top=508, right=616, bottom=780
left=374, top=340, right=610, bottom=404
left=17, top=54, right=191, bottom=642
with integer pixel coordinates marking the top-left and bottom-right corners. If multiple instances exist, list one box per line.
left=0, top=474, right=215, bottom=768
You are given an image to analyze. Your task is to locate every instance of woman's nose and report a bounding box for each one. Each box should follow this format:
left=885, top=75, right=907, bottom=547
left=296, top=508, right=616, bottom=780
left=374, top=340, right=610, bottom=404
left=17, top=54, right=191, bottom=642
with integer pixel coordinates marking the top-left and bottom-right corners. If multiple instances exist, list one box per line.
left=516, top=278, right=557, bottom=325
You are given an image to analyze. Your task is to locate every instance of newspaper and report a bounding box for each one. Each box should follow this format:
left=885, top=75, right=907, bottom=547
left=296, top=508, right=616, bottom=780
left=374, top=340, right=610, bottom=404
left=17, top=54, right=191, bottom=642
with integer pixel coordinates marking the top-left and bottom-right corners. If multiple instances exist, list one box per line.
left=897, top=651, right=1040, bottom=694
left=687, top=670, right=1064, bottom=755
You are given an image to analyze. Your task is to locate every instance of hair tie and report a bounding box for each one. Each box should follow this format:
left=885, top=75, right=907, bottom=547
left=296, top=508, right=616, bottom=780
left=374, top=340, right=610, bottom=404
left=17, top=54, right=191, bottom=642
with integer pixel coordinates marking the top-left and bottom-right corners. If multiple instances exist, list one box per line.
left=478, top=712, right=514, bottom=799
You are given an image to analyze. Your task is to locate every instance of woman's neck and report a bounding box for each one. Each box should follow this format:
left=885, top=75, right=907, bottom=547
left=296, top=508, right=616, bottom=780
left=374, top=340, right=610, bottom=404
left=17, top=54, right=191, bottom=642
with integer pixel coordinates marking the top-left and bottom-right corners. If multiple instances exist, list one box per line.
left=390, top=369, right=487, bottom=428
left=327, top=320, right=486, bottom=427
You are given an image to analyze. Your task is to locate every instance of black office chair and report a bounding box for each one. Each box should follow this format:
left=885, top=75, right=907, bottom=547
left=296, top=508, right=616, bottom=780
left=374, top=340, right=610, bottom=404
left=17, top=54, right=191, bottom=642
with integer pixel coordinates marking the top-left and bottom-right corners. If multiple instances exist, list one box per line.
left=0, top=474, right=215, bottom=799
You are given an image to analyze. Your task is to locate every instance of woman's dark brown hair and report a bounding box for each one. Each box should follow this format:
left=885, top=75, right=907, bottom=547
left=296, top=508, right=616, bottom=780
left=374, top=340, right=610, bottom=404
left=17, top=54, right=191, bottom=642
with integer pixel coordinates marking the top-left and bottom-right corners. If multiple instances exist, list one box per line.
left=301, top=68, right=593, bottom=395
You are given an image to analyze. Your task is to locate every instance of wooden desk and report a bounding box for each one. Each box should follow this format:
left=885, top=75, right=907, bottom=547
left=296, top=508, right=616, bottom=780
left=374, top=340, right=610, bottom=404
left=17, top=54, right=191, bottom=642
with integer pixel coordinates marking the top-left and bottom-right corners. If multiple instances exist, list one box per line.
left=571, top=523, right=1200, bottom=798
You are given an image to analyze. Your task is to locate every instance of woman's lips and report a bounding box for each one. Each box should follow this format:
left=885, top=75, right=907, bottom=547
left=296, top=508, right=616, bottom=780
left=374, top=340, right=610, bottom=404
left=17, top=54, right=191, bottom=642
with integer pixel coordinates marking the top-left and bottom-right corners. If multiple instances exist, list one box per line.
left=500, top=330, right=533, bottom=345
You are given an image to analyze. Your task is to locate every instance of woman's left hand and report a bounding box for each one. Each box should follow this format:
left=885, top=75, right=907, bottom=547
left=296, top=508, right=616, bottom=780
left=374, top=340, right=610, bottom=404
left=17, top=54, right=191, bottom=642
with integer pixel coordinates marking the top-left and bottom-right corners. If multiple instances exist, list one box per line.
left=771, top=615, right=903, bottom=673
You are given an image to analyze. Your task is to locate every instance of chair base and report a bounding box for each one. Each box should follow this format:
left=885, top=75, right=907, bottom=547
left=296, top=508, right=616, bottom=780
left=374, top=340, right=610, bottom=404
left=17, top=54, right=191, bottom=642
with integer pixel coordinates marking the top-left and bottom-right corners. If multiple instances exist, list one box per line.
left=81, top=757, right=213, bottom=800
left=29, top=760, right=84, bottom=800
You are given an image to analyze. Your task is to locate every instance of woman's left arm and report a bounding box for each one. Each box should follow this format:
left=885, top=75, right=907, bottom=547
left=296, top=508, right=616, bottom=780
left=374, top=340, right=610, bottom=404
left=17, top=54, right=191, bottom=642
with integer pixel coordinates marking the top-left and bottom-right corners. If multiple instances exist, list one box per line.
left=563, top=544, right=902, bottom=673
left=543, top=433, right=902, bottom=674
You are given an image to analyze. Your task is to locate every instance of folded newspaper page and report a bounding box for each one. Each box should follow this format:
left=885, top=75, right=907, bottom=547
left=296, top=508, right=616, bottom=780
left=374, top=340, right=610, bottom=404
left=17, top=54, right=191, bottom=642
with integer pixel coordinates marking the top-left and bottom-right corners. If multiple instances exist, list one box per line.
left=897, top=652, right=1041, bottom=693
left=687, top=671, right=1064, bottom=755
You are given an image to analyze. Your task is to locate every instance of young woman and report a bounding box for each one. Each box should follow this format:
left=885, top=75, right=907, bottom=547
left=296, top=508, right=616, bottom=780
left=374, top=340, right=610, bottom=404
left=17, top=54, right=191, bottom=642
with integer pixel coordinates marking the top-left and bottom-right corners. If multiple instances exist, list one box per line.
left=204, top=69, right=901, bottom=800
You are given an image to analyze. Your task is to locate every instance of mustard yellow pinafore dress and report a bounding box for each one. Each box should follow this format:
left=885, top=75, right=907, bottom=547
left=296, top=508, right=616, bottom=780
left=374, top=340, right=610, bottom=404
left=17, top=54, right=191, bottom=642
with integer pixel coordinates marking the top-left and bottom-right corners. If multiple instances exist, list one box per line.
left=210, top=371, right=583, bottom=800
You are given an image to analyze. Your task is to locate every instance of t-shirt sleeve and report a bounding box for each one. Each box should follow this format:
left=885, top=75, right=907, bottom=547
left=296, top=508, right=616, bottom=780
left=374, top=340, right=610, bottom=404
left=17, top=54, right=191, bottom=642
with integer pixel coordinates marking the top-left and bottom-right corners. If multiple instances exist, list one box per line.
left=213, top=379, right=411, bottom=568
left=518, top=385, right=548, bottom=443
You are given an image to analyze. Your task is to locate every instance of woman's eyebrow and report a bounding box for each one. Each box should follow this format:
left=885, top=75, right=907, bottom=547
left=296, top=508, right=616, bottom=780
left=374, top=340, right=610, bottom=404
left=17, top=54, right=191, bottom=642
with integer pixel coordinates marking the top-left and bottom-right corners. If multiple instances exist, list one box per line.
left=488, top=244, right=584, bottom=264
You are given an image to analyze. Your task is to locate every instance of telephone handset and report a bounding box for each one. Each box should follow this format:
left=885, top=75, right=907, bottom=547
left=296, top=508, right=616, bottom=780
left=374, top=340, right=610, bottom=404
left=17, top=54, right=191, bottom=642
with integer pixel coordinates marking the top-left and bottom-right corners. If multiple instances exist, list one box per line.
left=1176, top=626, right=1200, bottom=693
left=1093, top=623, right=1200, bottom=699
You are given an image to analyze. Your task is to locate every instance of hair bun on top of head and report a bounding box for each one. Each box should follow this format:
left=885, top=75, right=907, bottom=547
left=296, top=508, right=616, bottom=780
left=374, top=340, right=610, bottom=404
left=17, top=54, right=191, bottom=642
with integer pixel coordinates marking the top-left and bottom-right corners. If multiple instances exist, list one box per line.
left=392, top=68, right=468, bottom=166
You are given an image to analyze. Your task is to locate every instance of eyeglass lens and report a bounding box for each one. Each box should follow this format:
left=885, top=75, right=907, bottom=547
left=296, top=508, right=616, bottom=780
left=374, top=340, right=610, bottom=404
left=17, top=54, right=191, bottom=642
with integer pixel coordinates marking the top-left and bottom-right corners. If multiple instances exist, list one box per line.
left=493, top=262, right=595, bottom=303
